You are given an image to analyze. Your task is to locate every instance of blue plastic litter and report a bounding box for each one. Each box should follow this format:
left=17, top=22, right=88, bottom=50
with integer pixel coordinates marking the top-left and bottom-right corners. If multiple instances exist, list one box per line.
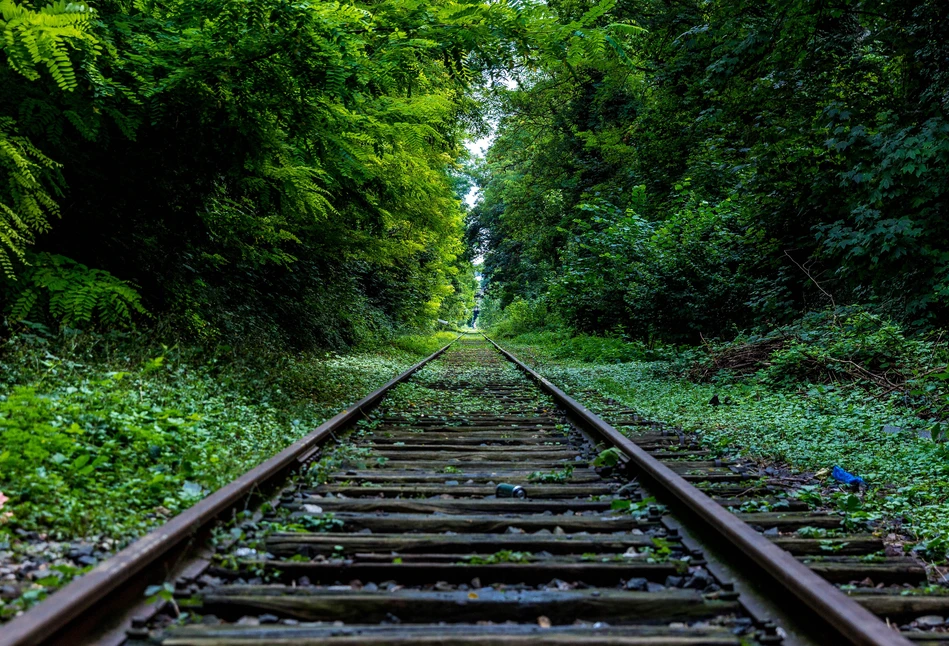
left=831, top=465, right=865, bottom=487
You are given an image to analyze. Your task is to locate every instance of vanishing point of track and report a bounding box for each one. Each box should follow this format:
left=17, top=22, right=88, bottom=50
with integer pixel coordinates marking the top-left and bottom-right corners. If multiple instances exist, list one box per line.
left=2, top=336, right=942, bottom=645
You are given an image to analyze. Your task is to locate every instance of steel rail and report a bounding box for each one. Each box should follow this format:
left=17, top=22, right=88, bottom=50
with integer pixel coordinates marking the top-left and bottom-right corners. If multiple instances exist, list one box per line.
left=485, top=335, right=911, bottom=646
left=0, top=337, right=459, bottom=646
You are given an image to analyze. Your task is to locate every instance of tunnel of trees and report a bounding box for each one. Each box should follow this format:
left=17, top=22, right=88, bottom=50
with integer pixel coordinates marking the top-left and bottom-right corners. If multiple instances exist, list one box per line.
left=4, top=0, right=948, bottom=348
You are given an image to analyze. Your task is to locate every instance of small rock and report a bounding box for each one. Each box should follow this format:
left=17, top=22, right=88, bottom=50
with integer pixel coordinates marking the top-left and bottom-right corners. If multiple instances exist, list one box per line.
left=358, top=528, right=373, bottom=534
left=68, top=545, right=95, bottom=560
left=281, top=619, right=299, bottom=625
left=684, top=571, right=711, bottom=590
left=646, top=582, right=665, bottom=593
left=470, top=577, right=482, bottom=589
left=303, top=504, right=323, bottom=514
left=363, top=582, right=379, bottom=592
left=665, top=576, right=684, bottom=588
left=297, top=576, right=311, bottom=586
left=763, top=527, right=779, bottom=536
left=505, top=527, right=525, bottom=534
left=537, top=615, right=551, bottom=628
left=552, top=527, right=566, bottom=536
left=258, top=614, right=279, bottom=624
left=445, top=480, right=459, bottom=486
left=77, top=555, right=98, bottom=567
left=916, top=616, right=945, bottom=628
left=882, top=425, right=902, bottom=435
left=235, top=616, right=260, bottom=626
left=625, top=578, right=648, bottom=591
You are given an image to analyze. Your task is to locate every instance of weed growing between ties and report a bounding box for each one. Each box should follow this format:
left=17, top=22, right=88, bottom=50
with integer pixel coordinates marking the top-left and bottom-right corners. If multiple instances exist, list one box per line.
left=500, top=324, right=949, bottom=563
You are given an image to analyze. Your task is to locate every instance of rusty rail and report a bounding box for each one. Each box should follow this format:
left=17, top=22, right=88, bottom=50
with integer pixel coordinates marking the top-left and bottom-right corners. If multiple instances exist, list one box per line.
left=484, top=335, right=911, bottom=646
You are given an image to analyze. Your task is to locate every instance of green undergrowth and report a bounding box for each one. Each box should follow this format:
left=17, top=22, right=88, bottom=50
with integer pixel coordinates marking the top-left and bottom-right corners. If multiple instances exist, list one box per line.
left=0, top=327, right=456, bottom=542
left=497, top=321, right=949, bottom=562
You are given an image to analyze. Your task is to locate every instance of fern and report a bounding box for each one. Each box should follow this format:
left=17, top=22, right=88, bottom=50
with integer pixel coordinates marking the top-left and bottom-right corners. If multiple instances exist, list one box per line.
left=0, top=117, right=62, bottom=277
left=0, top=1, right=99, bottom=277
left=0, top=0, right=98, bottom=91
left=6, top=253, right=148, bottom=328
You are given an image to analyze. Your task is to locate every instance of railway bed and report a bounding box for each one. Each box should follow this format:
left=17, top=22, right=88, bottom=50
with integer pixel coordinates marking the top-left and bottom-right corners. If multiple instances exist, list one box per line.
left=2, top=336, right=946, bottom=646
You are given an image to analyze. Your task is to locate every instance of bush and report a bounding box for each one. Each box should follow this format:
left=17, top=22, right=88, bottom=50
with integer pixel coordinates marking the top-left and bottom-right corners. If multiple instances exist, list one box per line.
left=506, top=331, right=671, bottom=364
left=388, top=331, right=459, bottom=356
left=760, top=309, right=935, bottom=384
left=687, top=306, right=949, bottom=433
left=4, top=254, right=147, bottom=329
left=486, top=298, right=560, bottom=338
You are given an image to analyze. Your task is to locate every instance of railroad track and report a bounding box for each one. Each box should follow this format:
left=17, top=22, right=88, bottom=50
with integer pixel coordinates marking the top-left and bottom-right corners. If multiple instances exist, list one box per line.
left=2, top=336, right=946, bottom=645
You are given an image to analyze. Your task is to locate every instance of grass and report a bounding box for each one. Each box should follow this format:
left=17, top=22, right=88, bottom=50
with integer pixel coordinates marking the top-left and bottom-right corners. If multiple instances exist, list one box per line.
left=498, top=331, right=949, bottom=562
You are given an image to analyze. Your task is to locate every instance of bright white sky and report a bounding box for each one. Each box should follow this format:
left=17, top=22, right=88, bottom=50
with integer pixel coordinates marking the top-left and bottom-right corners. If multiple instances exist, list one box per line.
left=463, top=135, right=493, bottom=265
left=462, top=74, right=516, bottom=207
left=463, top=135, right=492, bottom=207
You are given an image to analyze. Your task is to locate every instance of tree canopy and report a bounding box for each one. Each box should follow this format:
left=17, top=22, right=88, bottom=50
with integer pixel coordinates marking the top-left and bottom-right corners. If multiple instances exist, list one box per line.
left=4, top=0, right=948, bottom=347
left=1, top=0, right=621, bottom=344
left=472, top=0, right=949, bottom=341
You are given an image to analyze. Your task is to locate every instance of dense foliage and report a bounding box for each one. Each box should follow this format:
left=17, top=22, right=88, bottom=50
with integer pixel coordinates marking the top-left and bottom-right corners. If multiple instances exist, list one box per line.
left=1, top=0, right=515, bottom=343
left=0, top=0, right=650, bottom=348
left=471, top=0, right=949, bottom=340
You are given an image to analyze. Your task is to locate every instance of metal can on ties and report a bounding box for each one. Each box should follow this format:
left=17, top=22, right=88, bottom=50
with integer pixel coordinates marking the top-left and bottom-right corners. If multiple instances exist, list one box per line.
left=496, top=483, right=527, bottom=499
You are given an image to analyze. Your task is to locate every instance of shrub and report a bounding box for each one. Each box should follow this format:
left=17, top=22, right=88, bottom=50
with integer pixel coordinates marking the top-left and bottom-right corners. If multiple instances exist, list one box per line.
left=4, top=254, right=147, bottom=329
left=488, top=298, right=559, bottom=338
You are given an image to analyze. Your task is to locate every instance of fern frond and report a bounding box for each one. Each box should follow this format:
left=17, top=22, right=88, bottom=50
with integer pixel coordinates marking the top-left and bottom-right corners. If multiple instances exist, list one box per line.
left=1, top=0, right=97, bottom=90
left=3, top=253, right=147, bottom=328
left=0, top=118, right=62, bottom=278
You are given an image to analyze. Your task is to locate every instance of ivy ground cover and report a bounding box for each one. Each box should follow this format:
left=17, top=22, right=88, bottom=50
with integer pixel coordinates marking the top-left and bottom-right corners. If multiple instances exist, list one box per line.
left=0, top=330, right=455, bottom=618
left=504, top=336, right=949, bottom=564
